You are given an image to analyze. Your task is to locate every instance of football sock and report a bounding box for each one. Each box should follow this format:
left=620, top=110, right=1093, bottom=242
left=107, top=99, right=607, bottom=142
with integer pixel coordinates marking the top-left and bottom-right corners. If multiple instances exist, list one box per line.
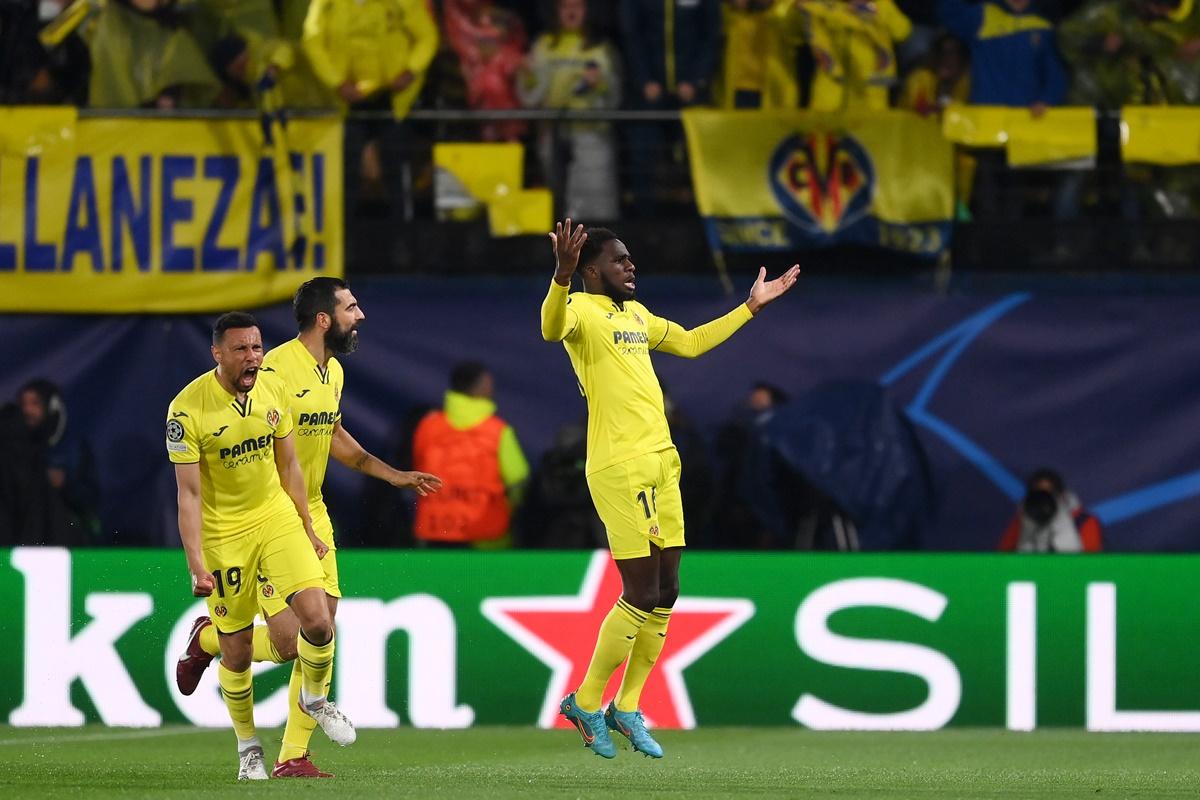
left=199, top=623, right=219, bottom=657
left=296, top=629, right=335, bottom=706
left=252, top=626, right=286, bottom=664
left=616, top=607, right=672, bottom=712
left=218, top=663, right=256, bottom=741
left=278, top=661, right=321, bottom=762
left=575, top=598, right=647, bottom=712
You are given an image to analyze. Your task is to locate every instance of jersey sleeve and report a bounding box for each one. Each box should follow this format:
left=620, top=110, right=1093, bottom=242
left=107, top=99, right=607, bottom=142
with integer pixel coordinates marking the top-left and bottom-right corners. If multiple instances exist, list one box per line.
left=646, top=302, right=754, bottom=359
left=165, top=400, right=200, bottom=464
left=263, top=374, right=295, bottom=439
left=541, top=279, right=583, bottom=342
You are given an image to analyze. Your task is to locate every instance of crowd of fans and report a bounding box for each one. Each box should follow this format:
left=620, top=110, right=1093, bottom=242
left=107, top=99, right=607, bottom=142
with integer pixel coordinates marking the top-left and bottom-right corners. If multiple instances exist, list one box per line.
left=4, top=0, right=1200, bottom=218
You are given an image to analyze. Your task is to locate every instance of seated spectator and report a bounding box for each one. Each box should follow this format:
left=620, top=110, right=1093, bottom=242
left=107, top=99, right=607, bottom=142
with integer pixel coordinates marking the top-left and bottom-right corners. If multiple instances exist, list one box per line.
left=998, top=468, right=1102, bottom=552
left=16, top=380, right=99, bottom=544
left=713, top=382, right=788, bottom=549
left=715, top=0, right=799, bottom=109
left=444, top=0, right=529, bottom=142
left=518, top=0, right=622, bottom=219
left=783, top=0, right=912, bottom=111
left=88, top=0, right=222, bottom=109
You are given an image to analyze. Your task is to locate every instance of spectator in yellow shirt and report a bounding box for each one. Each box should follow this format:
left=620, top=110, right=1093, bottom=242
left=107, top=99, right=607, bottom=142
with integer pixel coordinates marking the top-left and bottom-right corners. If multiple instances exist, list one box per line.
left=784, top=0, right=912, bottom=111
left=519, top=0, right=622, bottom=219
left=716, top=0, right=799, bottom=109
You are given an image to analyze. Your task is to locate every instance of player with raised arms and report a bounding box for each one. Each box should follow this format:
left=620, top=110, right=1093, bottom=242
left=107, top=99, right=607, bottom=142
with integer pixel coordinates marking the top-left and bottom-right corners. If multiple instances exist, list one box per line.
left=541, top=219, right=799, bottom=758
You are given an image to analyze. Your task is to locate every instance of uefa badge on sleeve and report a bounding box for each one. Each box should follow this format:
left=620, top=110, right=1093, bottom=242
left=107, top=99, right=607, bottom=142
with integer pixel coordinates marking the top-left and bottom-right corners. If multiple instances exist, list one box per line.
left=166, top=419, right=187, bottom=453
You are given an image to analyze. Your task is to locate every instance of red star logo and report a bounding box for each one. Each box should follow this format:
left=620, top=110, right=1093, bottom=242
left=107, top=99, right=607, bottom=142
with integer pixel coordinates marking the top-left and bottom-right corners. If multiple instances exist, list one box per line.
left=482, top=551, right=754, bottom=729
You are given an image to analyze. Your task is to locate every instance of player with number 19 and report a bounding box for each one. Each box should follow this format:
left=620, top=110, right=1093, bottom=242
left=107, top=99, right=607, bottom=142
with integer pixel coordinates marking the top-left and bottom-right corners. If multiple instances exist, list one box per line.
left=165, top=312, right=355, bottom=780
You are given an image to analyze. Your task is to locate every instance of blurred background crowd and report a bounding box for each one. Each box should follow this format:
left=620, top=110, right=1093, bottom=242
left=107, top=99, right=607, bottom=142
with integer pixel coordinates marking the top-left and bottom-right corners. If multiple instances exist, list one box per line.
left=5, top=0, right=1200, bottom=223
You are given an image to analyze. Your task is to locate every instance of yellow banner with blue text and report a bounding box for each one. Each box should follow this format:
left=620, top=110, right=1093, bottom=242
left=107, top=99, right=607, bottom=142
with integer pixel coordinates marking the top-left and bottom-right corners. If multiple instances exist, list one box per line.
left=0, top=107, right=342, bottom=312
left=682, top=109, right=953, bottom=257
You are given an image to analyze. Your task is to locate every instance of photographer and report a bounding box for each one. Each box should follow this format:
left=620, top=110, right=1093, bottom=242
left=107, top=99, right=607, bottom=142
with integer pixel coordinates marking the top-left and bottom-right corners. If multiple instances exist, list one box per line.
left=998, top=468, right=1103, bottom=553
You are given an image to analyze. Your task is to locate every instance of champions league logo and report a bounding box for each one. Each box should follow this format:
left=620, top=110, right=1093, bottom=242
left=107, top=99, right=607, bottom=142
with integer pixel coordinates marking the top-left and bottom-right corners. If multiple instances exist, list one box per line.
left=768, top=132, right=875, bottom=235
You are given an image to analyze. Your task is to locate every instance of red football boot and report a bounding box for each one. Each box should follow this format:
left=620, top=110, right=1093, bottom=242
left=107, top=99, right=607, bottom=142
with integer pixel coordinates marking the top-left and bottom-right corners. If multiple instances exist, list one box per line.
left=175, top=615, right=215, bottom=696
left=272, top=755, right=334, bottom=778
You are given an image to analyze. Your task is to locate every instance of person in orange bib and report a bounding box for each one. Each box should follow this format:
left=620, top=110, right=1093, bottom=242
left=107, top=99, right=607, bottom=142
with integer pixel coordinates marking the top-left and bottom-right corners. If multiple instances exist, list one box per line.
left=412, top=361, right=530, bottom=548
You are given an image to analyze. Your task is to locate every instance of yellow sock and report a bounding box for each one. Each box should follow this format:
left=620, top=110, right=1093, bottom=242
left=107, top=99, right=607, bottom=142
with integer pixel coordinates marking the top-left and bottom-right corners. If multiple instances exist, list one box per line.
left=296, top=631, right=335, bottom=705
left=217, top=663, right=256, bottom=741
left=199, top=623, right=219, bottom=657
left=252, top=626, right=286, bottom=664
left=616, top=607, right=671, bottom=712
left=278, top=661, right=321, bottom=762
left=575, top=598, right=647, bottom=712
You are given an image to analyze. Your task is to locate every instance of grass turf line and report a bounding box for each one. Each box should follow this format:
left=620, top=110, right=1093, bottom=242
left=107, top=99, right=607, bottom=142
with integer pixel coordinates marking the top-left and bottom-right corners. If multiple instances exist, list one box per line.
left=0, top=726, right=1198, bottom=799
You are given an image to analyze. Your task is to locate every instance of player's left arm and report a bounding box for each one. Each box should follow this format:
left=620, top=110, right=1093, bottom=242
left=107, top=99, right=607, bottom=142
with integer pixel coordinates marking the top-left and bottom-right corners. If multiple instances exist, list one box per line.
left=331, top=422, right=443, bottom=496
left=651, top=264, right=801, bottom=359
left=273, top=432, right=328, bottom=559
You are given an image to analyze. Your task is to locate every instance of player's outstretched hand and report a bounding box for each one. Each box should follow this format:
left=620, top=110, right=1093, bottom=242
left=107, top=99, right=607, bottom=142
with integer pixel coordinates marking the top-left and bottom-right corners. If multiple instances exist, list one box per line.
left=549, top=217, right=587, bottom=285
left=746, top=264, right=801, bottom=315
left=392, top=470, right=444, bottom=497
left=191, top=569, right=215, bottom=597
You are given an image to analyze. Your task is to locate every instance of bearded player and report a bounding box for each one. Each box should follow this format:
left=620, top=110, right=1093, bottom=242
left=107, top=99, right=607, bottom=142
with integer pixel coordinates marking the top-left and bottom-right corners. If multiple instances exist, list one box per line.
left=175, top=279, right=441, bottom=777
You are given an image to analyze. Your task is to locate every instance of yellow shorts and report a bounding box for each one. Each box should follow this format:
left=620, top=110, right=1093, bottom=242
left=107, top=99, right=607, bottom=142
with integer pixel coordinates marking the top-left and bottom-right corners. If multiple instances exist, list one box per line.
left=202, top=507, right=325, bottom=634
left=258, top=504, right=340, bottom=619
left=587, top=447, right=685, bottom=560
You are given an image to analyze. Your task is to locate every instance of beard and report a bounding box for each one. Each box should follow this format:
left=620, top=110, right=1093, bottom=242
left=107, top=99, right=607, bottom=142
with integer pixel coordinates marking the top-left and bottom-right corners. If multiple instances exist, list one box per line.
left=325, top=321, right=359, bottom=354
left=600, top=272, right=635, bottom=303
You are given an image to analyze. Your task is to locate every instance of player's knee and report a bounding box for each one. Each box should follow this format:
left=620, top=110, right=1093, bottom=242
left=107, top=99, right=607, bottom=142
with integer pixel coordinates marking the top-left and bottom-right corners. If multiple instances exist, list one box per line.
left=222, top=642, right=252, bottom=672
left=623, top=587, right=659, bottom=613
left=303, top=623, right=333, bottom=645
left=657, top=577, right=679, bottom=609
left=273, top=634, right=298, bottom=661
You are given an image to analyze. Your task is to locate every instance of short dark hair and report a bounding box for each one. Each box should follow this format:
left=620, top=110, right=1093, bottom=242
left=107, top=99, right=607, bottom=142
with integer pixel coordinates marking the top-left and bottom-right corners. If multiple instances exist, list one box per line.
left=449, top=361, right=489, bottom=394
left=753, top=381, right=789, bottom=406
left=578, top=227, right=620, bottom=272
left=293, top=277, right=349, bottom=332
left=213, top=311, right=259, bottom=345
left=1026, top=468, right=1065, bottom=494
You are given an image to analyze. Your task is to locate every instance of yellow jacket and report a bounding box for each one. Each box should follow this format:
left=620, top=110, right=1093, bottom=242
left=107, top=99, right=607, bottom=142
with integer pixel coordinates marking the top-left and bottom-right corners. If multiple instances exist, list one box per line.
left=302, top=0, right=438, bottom=117
left=788, top=0, right=911, bottom=111
left=716, top=2, right=799, bottom=109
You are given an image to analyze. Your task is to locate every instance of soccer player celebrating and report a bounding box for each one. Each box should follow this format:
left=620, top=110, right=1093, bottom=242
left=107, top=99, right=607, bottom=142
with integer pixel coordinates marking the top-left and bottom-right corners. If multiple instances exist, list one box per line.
left=175, top=279, right=442, bottom=778
left=167, top=312, right=356, bottom=780
left=541, top=220, right=799, bottom=759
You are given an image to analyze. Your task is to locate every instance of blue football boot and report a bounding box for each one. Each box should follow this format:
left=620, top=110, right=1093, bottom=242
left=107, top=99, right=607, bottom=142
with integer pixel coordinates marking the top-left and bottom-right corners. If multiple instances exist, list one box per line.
left=605, top=703, right=663, bottom=758
left=560, top=693, right=616, bottom=758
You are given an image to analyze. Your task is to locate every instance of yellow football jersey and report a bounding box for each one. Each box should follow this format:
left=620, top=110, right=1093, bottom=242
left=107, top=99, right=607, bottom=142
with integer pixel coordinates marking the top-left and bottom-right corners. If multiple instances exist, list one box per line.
left=166, top=368, right=296, bottom=542
left=261, top=338, right=343, bottom=513
left=541, top=281, right=753, bottom=475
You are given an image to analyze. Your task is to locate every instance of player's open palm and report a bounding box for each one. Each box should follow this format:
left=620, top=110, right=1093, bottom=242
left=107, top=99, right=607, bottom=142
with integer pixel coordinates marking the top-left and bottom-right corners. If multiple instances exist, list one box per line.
left=393, top=470, right=443, bottom=497
left=549, top=218, right=588, bottom=283
left=747, top=265, right=801, bottom=314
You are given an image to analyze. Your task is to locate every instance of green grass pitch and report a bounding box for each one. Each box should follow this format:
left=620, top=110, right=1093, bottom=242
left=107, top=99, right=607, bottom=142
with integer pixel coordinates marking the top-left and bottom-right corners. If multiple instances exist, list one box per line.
left=1, top=726, right=1198, bottom=799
